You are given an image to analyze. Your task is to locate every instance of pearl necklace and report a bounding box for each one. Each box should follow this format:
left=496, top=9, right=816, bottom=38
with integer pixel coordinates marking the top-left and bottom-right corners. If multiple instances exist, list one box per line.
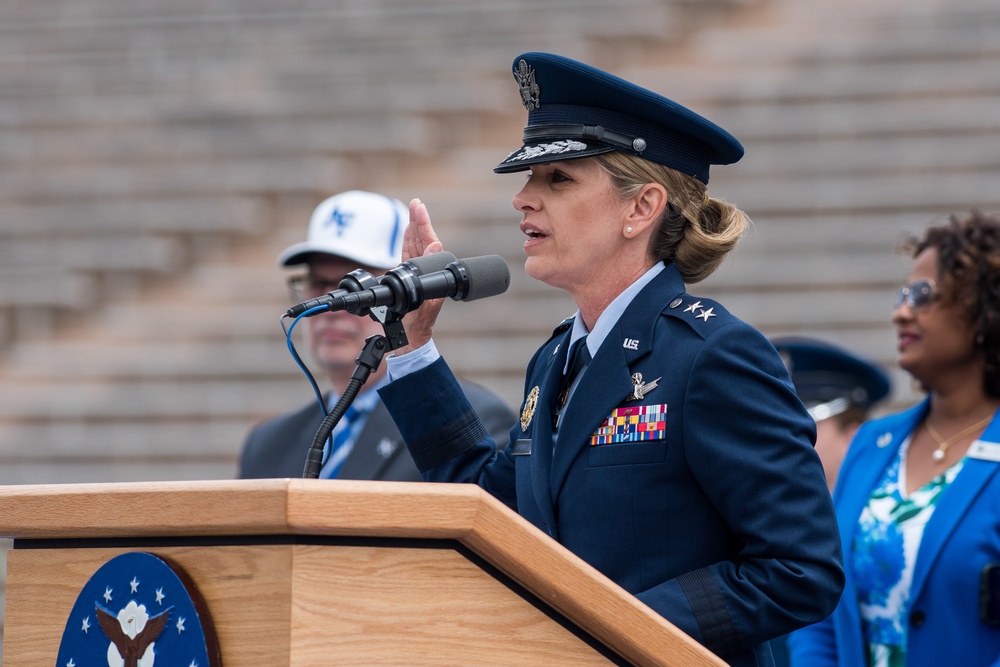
left=925, top=414, right=993, bottom=462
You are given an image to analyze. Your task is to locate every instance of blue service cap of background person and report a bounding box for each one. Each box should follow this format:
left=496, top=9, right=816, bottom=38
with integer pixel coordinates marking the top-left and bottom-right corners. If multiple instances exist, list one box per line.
left=772, top=337, right=891, bottom=421
left=278, top=190, right=408, bottom=270
left=494, top=52, right=744, bottom=184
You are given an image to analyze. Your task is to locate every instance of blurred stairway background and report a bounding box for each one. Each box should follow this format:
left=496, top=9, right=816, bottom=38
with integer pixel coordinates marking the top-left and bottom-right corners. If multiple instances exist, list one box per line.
left=0, top=3, right=999, bottom=641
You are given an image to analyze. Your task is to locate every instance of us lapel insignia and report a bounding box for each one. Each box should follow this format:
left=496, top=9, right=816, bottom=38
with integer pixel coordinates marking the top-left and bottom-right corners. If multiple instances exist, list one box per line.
left=877, top=432, right=892, bottom=448
left=628, top=373, right=661, bottom=402
left=521, top=386, right=539, bottom=430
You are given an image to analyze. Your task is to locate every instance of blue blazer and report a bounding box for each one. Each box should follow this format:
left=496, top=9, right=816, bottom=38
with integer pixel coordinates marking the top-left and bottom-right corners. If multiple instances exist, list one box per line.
left=788, top=398, right=1000, bottom=666
left=381, top=263, right=844, bottom=666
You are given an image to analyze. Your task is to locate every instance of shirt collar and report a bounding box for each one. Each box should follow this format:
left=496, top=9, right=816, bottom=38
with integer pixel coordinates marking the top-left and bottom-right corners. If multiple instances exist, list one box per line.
left=565, top=262, right=665, bottom=370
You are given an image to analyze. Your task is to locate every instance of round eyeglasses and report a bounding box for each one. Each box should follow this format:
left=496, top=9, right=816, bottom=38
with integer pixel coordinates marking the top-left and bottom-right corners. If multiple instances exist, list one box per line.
left=894, top=279, right=937, bottom=310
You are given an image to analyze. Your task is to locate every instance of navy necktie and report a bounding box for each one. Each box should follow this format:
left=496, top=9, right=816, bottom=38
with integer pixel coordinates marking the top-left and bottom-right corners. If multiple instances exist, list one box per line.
left=566, top=336, right=591, bottom=381
left=557, top=336, right=590, bottom=410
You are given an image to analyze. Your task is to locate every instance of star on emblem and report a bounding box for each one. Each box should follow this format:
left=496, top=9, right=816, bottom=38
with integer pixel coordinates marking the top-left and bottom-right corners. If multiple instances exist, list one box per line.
left=81, top=616, right=91, bottom=633
left=130, top=576, right=140, bottom=593
left=697, top=307, right=716, bottom=322
left=176, top=616, right=186, bottom=634
left=155, top=587, right=166, bottom=604
left=189, top=661, right=200, bottom=667
left=683, top=301, right=703, bottom=313
left=628, top=373, right=661, bottom=401
left=103, top=586, right=113, bottom=603
left=66, top=659, right=76, bottom=667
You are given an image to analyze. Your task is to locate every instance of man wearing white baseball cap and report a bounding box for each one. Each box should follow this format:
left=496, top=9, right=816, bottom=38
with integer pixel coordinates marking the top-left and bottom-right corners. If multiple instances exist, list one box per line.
left=239, top=190, right=515, bottom=480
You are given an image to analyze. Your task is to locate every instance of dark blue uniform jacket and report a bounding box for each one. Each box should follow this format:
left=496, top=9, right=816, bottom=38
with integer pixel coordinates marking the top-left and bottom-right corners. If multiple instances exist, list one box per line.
left=380, top=263, right=844, bottom=665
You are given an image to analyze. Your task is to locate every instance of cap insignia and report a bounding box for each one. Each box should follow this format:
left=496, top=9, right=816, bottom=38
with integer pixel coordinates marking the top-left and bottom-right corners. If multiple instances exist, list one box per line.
left=326, top=206, right=355, bottom=236
left=516, top=59, right=541, bottom=111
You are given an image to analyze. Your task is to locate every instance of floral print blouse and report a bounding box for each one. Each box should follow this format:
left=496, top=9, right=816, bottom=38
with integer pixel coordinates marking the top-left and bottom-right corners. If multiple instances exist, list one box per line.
left=851, top=437, right=965, bottom=667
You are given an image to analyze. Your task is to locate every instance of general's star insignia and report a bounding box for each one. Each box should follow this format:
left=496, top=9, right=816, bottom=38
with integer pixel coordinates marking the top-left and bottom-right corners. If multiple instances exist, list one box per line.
left=697, top=307, right=716, bottom=321
left=521, top=386, right=539, bottom=430
left=683, top=301, right=703, bottom=313
left=628, top=373, right=661, bottom=401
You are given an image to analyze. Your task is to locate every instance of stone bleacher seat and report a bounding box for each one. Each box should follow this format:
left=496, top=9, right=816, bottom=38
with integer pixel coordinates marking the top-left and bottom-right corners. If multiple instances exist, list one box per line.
left=0, top=0, right=998, bottom=485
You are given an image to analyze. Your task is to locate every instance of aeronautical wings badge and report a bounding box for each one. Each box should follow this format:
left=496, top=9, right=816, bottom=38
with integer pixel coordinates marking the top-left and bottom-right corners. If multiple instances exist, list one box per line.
left=628, top=373, right=661, bottom=401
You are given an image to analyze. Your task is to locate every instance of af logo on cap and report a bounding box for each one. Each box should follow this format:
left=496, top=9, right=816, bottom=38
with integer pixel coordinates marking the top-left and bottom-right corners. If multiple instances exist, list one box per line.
left=56, top=552, right=219, bottom=667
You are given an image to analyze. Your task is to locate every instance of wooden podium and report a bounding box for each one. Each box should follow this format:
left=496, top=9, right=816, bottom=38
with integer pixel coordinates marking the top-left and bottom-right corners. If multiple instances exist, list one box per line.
left=0, top=479, right=724, bottom=666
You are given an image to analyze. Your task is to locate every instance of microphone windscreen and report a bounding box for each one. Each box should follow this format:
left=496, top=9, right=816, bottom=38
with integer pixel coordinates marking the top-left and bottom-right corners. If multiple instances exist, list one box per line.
left=406, top=251, right=457, bottom=275
left=457, top=255, right=511, bottom=301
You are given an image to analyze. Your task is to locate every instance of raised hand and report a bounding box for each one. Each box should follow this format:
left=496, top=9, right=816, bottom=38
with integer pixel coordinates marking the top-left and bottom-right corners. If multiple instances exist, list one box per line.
left=397, top=198, right=446, bottom=353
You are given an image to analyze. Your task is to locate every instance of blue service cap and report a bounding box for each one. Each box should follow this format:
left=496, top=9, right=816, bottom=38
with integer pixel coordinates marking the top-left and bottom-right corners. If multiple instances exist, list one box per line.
left=494, top=52, right=744, bottom=184
left=772, top=337, right=891, bottom=415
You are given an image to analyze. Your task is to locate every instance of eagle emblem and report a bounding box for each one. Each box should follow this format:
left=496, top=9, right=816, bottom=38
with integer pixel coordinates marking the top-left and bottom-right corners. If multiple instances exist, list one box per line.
left=56, top=552, right=219, bottom=667
left=515, top=59, right=541, bottom=111
left=96, top=601, right=170, bottom=667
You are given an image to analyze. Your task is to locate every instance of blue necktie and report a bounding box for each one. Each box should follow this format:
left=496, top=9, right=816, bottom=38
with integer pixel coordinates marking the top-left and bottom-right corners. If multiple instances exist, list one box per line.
left=320, top=404, right=361, bottom=479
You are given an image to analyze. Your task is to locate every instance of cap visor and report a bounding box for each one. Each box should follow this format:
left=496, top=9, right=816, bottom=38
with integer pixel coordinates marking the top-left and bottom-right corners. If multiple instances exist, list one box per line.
left=494, top=140, right=613, bottom=173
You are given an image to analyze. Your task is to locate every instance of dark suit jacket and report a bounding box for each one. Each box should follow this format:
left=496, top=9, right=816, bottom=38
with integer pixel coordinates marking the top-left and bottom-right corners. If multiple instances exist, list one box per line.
left=239, top=379, right=515, bottom=480
left=379, top=263, right=844, bottom=667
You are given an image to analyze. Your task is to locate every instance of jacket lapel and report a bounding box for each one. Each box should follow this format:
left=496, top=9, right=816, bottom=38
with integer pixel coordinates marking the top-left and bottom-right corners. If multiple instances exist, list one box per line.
left=337, top=401, right=405, bottom=480
left=548, top=266, right=679, bottom=500
left=528, top=333, right=572, bottom=532
left=838, top=402, right=927, bottom=538
left=910, top=407, right=1000, bottom=599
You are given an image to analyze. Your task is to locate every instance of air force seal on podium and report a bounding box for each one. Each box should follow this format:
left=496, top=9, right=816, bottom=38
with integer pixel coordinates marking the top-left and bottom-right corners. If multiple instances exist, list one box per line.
left=56, top=552, right=219, bottom=667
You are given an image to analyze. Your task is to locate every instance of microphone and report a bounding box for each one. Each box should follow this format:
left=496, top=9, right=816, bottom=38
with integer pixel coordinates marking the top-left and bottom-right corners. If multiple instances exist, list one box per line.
left=302, top=254, right=510, bottom=318
left=285, top=251, right=457, bottom=318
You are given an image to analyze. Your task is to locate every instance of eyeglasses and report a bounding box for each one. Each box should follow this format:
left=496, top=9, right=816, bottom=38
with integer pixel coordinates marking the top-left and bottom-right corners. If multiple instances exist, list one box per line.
left=894, top=279, right=937, bottom=310
left=287, top=275, right=342, bottom=302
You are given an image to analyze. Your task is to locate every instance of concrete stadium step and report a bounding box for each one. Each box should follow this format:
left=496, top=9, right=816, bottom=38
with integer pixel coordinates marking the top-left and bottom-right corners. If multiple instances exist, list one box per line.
left=712, top=169, right=1000, bottom=214
left=0, top=114, right=440, bottom=164
left=0, top=196, right=268, bottom=234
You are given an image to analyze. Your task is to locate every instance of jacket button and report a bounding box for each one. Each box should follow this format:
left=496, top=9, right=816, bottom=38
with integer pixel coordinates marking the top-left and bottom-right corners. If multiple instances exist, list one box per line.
left=910, top=611, right=926, bottom=627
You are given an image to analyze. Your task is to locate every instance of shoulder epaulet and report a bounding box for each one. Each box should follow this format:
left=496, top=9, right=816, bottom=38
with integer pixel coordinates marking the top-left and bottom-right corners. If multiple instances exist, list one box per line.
left=550, top=314, right=575, bottom=337
left=662, top=294, right=731, bottom=338
left=536, top=314, right=575, bottom=347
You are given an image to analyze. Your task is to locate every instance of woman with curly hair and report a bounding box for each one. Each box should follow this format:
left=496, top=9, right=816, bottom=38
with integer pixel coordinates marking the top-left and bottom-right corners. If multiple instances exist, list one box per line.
left=789, top=209, right=1000, bottom=666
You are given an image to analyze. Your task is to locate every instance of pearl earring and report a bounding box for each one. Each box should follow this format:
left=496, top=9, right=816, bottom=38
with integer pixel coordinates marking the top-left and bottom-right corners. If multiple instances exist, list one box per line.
left=625, top=226, right=633, bottom=234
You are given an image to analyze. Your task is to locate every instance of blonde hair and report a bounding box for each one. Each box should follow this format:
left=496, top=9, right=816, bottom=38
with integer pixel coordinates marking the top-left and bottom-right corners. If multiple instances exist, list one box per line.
left=594, top=151, right=750, bottom=283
